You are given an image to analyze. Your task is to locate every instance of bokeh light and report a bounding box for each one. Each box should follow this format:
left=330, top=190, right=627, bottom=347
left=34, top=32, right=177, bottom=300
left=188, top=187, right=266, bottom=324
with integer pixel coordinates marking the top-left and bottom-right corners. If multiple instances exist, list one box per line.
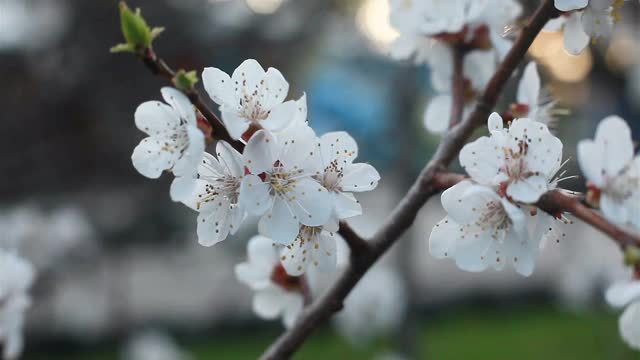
left=356, top=0, right=399, bottom=52
left=529, top=31, right=593, bottom=83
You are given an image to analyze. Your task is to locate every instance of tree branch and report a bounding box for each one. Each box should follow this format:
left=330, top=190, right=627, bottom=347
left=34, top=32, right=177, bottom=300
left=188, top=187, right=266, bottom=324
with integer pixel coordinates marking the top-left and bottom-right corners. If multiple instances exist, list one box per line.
left=449, top=45, right=467, bottom=128
left=338, top=221, right=369, bottom=255
left=258, top=1, right=558, bottom=358
left=138, top=48, right=245, bottom=151
left=537, top=190, right=640, bottom=249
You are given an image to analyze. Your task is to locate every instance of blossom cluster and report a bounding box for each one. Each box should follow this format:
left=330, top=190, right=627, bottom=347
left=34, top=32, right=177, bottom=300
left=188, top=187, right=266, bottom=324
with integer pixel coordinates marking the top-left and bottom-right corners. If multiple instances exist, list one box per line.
left=389, top=0, right=522, bottom=134
left=428, top=113, right=567, bottom=276
left=131, top=59, right=380, bottom=326
left=550, top=0, right=631, bottom=55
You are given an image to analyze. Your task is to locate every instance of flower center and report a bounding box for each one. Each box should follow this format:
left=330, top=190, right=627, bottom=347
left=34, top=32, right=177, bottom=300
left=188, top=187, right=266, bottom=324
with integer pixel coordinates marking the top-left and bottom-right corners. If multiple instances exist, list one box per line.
left=268, top=164, right=306, bottom=197
left=196, top=174, right=241, bottom=210
left=321, top=159, right=344, bottom=192
left=605, top=167, right=640, bottom=202
left=238, top=80, right=271, bottom=123
left=475, top=200, right=511, bottom=238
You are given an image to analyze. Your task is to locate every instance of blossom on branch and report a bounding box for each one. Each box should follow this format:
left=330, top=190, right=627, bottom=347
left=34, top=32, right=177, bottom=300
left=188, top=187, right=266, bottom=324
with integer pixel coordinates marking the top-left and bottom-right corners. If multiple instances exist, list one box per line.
left=424, top=47, right=496, bottom=134
left=429, top=180, right=553, bottom=276
left=508, top=62, right=561, bottom=127
left=577, top=116, right=640, bottom=230
left=235, top=236, right=304, bottom=328
left=548, top=0, right=629, bottom=55
left=389, top=0, right=521, bottom=64
left=606, top=278, right=640, bottom=349
left=312, top=131, right=380, bottom=223
left=240, top=125, right=332, bottom=245
left=131, top=87, right=205, bottom=201
left=0, top=250, right=35, bottom=360
left=203, top=59, right=306, bottom=141
left=182, top=141, right=246, bottom=246
left=460, top=113, right=564, bottom=203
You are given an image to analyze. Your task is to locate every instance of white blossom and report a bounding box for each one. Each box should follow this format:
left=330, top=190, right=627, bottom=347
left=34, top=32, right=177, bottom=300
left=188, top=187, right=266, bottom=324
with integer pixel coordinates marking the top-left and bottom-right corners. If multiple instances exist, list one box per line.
left=512, top=62, right=559, bottom=126
left=311, top=132, right=380, bottom=222
left=122, top=330, right=191, bottom=360
left=333, top=266, right=407, bottom=344
left=182, top=141, right=247, bottom=246
left=424, top=47, right=497, bottom=134
left=235, top=235, right=304, bottom=328
left=577, top=116, right=640, bottom=229
left=202, top=59, right=306, bottom=140
left=429, top=180, right=553, bottom=276
left=131, top=87, right=205, bottom=202
left=460, top=113, right=563, bottom=203
left=275, top=224, right=339, bottom=276
left=548, top=0, right=628, bottom=55
left=0, top=250, right=35, bottom=360
left=239, top=125, right=332, bottom=245
left=388, top=0, right=520, bottom=64
left=606, top=279, right=640, bottom=350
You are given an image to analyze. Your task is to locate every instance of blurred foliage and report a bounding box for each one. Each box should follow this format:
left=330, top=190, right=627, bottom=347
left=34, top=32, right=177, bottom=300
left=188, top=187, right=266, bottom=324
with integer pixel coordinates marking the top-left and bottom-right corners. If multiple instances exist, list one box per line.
left=25, top=304, right=640, bottom=359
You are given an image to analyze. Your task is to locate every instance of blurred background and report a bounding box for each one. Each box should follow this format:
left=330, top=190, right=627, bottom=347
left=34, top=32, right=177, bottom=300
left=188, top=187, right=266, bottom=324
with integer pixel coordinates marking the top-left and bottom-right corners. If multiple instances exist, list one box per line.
left=1, top=0, right=640, bottom=358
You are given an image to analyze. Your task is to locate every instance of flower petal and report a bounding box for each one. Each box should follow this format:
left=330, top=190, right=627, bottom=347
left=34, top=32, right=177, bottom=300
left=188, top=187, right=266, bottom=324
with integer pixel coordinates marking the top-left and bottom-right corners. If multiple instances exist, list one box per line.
left=320, top=131, right=359, bottom=168
left=253, top=287, right=284, bottom=320
left=334, top=192, right=362, bottom=219
left=429, top=217, right=459, bottom=259
left=506, top=176, right=549, bottom=203
left=424, top=95, right=451, bottom=134
left=235, top=262, right=271, bottom=290
left=161, top=87, right=196, bottom=125
left=260, top=199, right=300, bottom=245
left=517, top=62, right=540, bottom=106
left=131, top=138, right=176, bottom=179
left=239, top=175, right=273, bottom=216
left=563, top=12, right=590, bottom=55
left=216, top=141, right=245, bottom=178
left=262, top=100, right=297, bottom=132
left=282, top=293, right=304, bottom=329
left=595, top=116, right=634, bottom=177
left=220, top=107, right=250, bottom=140
left=196, top=198, right=231, bottom=246
left=290, top=178, right=332, bottom=227
left=619, top=302, right=640, bottom=350
left=134, top=101, right=179, bottom=137
left=606, top=281, right=640, bottom=308
left=202, top=66, right=236, bottom=106
left=340, top=163, right=381, bottom=192
left=243, top=130, right=276, bottom=174
left=262, top=67, right=290, bottom=109
left=554, top=0, right=588, bottom=11
left=231, top=59, right=266, bottom=98
left=459, top=136, right=504, bottom=185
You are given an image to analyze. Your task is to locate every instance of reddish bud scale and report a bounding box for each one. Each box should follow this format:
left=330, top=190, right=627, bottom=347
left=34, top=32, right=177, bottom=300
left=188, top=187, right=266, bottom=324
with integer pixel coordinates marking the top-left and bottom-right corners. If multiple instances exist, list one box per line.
left=196, top=113, right=214, bottom=143
left=586, top=181, right=602, bottom=208
left=470, top=25, right=491, bottom=50
left=270, top=263, right=303, bottom=292
left=241, top=123, right=262, bottom=143
left=509, top=103, right=530, bottom=119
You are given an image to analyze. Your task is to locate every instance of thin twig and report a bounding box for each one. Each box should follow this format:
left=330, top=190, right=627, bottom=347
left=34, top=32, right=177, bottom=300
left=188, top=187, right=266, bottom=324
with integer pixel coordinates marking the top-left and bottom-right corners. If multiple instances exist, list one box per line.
left=258, top=2, right=558, bottom=359
left=537, top=190, right=640, bottom=249
left=449, top=45, right=467, bottom=128
left=139, top=48, right=244, bottom=151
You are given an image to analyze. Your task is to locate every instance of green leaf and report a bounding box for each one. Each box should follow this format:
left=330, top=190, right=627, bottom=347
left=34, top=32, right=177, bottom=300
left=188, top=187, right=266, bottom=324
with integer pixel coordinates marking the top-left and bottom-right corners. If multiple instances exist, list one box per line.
left=116, top=1, right=157, bottom=51
left=173, top=69, right=199, bottom=91
left=109, top=43, right=134, bottom=53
